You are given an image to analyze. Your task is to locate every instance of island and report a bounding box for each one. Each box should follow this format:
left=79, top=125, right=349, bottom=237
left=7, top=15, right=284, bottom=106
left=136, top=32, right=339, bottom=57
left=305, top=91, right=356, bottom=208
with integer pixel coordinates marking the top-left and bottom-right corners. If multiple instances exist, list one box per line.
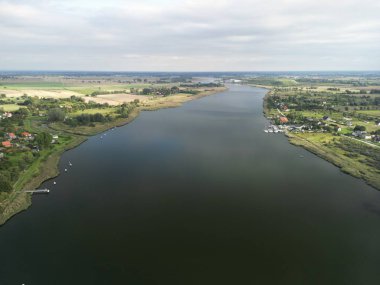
left=0, top=73, right=226, bottom=225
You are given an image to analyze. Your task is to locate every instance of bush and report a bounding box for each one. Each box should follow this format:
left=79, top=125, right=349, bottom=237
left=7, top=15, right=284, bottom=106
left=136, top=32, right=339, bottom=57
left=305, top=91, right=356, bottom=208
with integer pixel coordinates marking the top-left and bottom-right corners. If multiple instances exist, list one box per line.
left=0, top=174, right=12, bottom=193
left=48, top=108, right=66, bottom=122
left=354, top=125, right=366, bottom=132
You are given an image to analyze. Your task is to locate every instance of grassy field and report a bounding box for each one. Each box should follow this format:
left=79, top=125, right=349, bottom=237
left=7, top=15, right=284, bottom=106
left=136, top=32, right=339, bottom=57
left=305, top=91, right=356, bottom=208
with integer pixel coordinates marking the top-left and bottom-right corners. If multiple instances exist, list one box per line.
left=0, top=104, right=23, bottom=111
left=287, top=133, right=380, bottom=189
left=356, top=110, right=380, bottom=117
left=70, top=107, right=118, bottom=116
left=0, top=82, right=66, bottom=89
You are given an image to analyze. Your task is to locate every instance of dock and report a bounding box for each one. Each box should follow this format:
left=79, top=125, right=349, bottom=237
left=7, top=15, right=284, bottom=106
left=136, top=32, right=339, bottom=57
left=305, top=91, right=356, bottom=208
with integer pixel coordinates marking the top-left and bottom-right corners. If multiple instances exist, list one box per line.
left=24, top=189, right=50, bottom=194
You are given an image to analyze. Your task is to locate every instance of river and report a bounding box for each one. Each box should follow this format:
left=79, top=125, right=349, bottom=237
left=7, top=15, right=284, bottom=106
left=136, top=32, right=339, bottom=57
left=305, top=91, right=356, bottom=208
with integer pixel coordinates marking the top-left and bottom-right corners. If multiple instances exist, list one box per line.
left=1, top=85, right=380, bottom=284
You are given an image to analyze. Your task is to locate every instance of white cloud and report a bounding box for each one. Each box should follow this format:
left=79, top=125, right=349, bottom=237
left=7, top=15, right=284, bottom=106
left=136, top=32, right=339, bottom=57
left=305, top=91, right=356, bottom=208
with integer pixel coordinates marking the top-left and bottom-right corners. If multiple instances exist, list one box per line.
left=0, top=0, right=379, bottom=70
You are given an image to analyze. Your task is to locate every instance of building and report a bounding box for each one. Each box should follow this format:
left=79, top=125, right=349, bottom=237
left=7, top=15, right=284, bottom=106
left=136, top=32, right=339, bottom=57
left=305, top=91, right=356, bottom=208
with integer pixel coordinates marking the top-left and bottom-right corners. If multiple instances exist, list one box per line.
left=3, top=112, right=13, bottom=118
left=279, top=116, right=289, bottom=124
left=2, top=141, right=12, bottom=148
left=21, top=132, right=33, bottom=139
left=7, top=133, right=17, bottom=140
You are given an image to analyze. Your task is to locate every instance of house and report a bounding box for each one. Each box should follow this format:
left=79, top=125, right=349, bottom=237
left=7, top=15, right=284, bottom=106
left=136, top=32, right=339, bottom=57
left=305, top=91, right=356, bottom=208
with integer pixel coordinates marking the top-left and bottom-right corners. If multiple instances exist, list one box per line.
left=3, top=112, right=13, bottom=118
left=2, top=141, right=12, bottom=148
left=7, top=133, right=17, bottom=140
left=281, top=105, right=289, bottom=111
left=322, top=116, right=330, bottom=121
left=21, top=132, right=33, bottom=139
left=0, top=153, right=4, bottom=159
left=279, top=116, right=289, bottom=124
left=52, top=135, right=59, bottom=140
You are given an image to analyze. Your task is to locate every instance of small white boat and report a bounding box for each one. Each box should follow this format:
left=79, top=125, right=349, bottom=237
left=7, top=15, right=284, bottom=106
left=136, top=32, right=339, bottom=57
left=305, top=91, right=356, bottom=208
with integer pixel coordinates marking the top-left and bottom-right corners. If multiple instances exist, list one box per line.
left=53, top=181, right=57, bottom=185
left=64, top=168, right=67, bottom=172
left=69, top=161, right=72, bottom=166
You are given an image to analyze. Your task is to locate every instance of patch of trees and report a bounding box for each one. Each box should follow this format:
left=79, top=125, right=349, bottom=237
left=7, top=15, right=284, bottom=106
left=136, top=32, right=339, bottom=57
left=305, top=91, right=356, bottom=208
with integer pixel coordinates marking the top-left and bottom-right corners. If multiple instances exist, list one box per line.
left=35, top=132, right=52, bottom=149
left=90, top=90, right=128, bottom=96
left=180, top=82, right=223, bottom=88
left=48, top=108, right=66, bottom=122
left=354, top=125, right=366, bottom=132
left=141, top=87, right=180, bottom=96
left=65, top=113, right=112, bottom=127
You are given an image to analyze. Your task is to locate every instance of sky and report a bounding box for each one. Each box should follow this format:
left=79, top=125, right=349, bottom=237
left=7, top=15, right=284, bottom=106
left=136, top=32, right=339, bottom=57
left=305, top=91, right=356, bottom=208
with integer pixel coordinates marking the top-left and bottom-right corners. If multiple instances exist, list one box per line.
left=0, top=0, right=379, bottom=71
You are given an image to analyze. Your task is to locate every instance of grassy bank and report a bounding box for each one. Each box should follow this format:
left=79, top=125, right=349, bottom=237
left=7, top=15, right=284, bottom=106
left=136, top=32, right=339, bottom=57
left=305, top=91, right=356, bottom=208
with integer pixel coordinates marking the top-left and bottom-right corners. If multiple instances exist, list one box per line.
left=261, top=84, right=380, bottom=191
left=0, top=87, right=226, bottom=226
left=286, top=132, right=380, bottom=189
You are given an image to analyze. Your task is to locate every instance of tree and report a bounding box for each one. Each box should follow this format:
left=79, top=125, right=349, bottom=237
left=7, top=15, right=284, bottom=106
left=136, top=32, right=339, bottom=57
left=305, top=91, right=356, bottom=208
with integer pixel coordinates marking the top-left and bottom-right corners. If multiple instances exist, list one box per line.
left=0, top=174, right=12, bottom=193
left=142, top=88, right=152, bottom=95
left=48, top=108, right=66, bottom=122
left=354, top=125, right=366, bottom=132
left=35, top=132, right=52, bottom=149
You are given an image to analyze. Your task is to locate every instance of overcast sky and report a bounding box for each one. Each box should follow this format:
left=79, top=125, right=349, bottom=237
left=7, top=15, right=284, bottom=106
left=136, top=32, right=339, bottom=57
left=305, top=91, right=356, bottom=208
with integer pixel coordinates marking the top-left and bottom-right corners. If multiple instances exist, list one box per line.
left=0, top=0, right=379, bottom=71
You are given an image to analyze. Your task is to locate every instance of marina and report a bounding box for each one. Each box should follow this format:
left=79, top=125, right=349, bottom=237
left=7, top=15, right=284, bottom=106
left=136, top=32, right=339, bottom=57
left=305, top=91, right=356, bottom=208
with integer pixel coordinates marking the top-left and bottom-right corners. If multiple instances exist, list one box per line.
left=263, top=124, right=284, bottom=133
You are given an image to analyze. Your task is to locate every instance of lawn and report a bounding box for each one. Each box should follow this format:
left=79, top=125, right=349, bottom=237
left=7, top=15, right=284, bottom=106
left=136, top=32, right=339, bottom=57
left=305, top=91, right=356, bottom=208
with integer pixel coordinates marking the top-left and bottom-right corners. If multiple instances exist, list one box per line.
left=356, top=110, right=380, bottom=118
left=70, top=107, right=117, bottom=116
left=0, top=82, right=66, bottom=89
left=0, top=104, right=24, bottom=111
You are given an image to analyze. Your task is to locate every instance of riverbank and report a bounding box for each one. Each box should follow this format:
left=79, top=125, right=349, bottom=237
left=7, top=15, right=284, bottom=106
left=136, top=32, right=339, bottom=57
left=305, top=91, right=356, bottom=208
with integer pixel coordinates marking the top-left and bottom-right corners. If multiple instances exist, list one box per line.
left=286, top=132, right=380, bottom=190
left=0, top=87, right=226, bottom=226
left=261, top=86, right=380, bottom=190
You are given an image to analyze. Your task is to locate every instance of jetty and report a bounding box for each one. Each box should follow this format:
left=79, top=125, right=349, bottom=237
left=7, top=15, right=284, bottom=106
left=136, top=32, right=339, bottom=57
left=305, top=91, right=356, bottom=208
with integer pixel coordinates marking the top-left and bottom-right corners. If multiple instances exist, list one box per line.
left=24, top=189, right=50, bottom=194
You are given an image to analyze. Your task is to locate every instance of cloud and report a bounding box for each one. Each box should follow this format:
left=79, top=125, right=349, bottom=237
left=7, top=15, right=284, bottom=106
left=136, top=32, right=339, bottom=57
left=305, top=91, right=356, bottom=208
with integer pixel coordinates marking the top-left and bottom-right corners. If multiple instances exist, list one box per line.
left=0, top=0, right=379, bottom=70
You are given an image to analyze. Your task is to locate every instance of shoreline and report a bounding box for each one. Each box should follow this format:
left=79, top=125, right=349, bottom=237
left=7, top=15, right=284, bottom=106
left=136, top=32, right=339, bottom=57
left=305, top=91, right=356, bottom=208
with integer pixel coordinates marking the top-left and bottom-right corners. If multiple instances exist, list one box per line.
left=260, top=86, right=380, bottom=191
left=0, top=87, right=227, bottom=226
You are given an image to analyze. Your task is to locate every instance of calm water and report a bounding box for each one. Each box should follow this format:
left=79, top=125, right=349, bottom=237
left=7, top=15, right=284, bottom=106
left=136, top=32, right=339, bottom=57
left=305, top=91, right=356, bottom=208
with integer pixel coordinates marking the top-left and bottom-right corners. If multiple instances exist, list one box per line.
left=1, top=85, right=380, bottom=284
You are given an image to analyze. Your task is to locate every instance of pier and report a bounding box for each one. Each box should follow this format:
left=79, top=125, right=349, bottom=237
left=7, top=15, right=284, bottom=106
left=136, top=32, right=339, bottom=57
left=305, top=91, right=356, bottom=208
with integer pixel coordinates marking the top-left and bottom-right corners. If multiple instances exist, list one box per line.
left=24, top=189, right=50, bottom=194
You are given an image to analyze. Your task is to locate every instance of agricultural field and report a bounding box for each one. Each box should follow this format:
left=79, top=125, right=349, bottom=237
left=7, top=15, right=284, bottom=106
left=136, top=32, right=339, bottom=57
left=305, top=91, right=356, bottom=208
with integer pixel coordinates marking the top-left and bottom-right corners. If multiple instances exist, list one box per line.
left=0, top=75, right=225, bottom=224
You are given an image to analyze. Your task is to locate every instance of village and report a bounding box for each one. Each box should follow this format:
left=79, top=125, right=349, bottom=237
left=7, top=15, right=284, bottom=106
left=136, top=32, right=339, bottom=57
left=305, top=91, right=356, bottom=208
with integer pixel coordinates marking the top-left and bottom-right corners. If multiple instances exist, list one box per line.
left=258, top=77, right=380, bottom=190
left=0, top=77, right=226, bottom=211
left=264, top=88, right=380, bottom=146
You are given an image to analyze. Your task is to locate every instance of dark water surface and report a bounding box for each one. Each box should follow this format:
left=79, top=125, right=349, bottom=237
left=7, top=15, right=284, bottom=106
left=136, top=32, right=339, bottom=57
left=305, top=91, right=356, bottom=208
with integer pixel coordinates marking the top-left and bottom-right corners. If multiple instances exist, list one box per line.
left=1, top=85, right=380, bottom=284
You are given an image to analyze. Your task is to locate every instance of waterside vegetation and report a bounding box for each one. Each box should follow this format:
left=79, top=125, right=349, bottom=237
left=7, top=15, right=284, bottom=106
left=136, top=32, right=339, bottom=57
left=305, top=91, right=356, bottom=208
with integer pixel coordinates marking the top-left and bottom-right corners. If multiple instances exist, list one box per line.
left=0, top=75, right=225, bottom=225
left=248, top=75, right=380, bottom=189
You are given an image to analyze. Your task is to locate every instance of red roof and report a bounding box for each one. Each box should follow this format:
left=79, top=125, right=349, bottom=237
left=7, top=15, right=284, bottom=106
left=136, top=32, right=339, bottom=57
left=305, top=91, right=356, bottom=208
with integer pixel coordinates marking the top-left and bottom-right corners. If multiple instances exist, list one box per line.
left=2, top=141, right=12, bottom=148
left=21, top=132, right=31, bottom=137
left=8, top=133, right=16, bottom=139
left=279, top=116, right=289, bottom=123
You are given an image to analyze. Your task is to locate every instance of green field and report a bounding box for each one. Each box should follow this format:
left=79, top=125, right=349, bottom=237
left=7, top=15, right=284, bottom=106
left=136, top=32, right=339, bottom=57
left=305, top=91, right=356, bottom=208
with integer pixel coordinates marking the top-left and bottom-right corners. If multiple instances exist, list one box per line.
left=356, top=110, right=380, bottom=117
left=0, top=104, right=24, bottom=111
left=0, top=82, right=66, bottom=89
left=70, top=107, right=117, bottom=116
